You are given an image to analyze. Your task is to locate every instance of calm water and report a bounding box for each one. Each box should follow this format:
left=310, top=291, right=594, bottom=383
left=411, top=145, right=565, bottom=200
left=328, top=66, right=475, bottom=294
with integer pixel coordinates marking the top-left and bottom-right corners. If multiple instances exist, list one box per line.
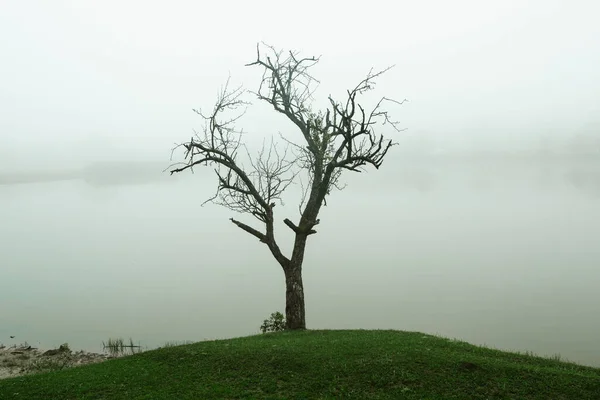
left=1, top=160, right=599, bottom=367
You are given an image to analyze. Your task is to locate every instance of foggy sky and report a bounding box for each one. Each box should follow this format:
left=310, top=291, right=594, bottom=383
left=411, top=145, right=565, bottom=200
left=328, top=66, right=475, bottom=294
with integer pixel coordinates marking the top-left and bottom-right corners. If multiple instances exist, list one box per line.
left=2, top=0, right=599, bottom=170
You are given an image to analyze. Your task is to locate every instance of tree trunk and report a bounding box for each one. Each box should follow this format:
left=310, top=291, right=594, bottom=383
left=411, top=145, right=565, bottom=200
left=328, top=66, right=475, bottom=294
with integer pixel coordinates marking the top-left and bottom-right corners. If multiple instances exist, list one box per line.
left=284, top=264, right=306, bottom=330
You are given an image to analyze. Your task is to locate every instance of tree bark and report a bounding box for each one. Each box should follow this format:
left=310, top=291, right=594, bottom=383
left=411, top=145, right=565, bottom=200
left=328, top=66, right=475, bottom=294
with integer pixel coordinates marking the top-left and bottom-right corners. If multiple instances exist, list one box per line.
left=283, top=228, right=312, bottom=330
left=284, top=263, right=306, bottom=330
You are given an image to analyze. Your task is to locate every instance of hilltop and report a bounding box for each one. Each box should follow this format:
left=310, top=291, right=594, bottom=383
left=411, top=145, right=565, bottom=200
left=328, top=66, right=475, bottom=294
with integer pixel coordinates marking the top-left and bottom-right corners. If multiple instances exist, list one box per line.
left=1, top=330, right=599, bottom=399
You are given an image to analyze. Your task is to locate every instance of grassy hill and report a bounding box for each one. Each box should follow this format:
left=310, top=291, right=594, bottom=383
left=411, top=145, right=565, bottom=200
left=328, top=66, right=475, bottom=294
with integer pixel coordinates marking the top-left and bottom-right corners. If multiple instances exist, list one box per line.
left=1, top=330, right=598, bottom=399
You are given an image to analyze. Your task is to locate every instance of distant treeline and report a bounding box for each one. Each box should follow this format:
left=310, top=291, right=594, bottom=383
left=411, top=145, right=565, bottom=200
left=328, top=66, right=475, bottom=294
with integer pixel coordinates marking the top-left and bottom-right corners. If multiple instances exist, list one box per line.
left=0, top=161, right=171, bottom=186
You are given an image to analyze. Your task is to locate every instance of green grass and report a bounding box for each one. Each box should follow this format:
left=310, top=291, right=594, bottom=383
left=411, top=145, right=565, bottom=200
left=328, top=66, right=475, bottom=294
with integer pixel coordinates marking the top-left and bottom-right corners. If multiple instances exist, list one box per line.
left=1, top=330, right=599, bottom=399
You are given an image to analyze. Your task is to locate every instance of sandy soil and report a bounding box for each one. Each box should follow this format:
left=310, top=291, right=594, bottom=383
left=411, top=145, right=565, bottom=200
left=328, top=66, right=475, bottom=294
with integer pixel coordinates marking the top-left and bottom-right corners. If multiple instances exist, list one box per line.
left=0, top=343, right=117, bottom=380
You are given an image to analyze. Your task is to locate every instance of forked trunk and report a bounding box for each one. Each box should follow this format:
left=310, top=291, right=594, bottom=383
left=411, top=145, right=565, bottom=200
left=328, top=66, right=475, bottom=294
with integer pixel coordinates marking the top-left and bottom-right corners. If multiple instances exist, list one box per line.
left=284, top=264, right=306, bottom=330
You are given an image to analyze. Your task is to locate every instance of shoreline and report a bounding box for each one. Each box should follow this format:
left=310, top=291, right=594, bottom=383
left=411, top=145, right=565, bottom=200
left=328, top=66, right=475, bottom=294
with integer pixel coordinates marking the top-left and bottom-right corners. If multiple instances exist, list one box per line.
left=0, top=342, right=121, bottom=380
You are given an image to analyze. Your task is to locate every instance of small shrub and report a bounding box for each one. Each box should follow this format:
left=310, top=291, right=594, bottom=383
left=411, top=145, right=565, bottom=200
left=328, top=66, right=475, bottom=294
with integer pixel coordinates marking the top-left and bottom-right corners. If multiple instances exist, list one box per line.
left=260, top=311, right=286, bottom=333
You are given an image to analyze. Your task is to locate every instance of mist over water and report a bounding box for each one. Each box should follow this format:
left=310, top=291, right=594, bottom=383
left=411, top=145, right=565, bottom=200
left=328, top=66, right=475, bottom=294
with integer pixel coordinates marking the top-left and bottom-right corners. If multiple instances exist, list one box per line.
left=1, top=158, right=599, bottom=367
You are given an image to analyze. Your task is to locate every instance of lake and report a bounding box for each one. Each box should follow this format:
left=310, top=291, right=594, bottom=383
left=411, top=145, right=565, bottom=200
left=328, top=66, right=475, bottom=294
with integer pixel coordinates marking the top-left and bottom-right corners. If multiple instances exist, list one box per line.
left=1, top=157, right=599, bottom=367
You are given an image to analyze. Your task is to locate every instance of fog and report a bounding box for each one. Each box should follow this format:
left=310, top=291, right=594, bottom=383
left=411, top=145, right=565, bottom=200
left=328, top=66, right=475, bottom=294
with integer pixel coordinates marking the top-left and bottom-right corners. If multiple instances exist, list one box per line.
left=1, top=1, right=599, bottom=367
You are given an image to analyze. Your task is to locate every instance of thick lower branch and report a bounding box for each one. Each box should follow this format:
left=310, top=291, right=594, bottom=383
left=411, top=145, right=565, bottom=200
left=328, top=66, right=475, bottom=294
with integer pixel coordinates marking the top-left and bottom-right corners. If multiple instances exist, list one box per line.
left=283, top=218, right=299, bottom=233
left=231, top=215, right=290, bottom=269
left=230, top=218, right=267, bottom=243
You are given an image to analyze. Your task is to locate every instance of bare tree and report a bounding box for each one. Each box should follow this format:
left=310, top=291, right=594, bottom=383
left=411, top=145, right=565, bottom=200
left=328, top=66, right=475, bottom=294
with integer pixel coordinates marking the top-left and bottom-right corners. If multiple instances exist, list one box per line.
left=169, top=44, right=406, bottom=330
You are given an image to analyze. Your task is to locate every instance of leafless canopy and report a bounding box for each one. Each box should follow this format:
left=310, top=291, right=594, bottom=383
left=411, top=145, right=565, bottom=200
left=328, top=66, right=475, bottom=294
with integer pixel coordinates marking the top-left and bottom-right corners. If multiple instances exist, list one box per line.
left=169, top=43, right=406, bottom=267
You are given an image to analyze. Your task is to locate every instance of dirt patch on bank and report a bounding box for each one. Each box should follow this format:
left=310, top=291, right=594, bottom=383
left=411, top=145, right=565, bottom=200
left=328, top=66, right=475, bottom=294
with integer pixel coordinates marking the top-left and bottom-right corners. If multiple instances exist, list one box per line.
left=0, top=343, right=117, bottom=380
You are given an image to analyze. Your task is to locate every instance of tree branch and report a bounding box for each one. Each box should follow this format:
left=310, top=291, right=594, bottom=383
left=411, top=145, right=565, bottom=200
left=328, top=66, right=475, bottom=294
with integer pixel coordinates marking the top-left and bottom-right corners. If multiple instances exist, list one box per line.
left=170, top=43, right=404, bottom=270
left=230, top=218, right=267, bottom=243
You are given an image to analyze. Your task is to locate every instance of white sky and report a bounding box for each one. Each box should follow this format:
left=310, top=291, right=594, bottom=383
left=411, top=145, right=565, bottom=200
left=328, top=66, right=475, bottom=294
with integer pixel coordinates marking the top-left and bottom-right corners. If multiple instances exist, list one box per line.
left=2, top=0, right=599, bottom=169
